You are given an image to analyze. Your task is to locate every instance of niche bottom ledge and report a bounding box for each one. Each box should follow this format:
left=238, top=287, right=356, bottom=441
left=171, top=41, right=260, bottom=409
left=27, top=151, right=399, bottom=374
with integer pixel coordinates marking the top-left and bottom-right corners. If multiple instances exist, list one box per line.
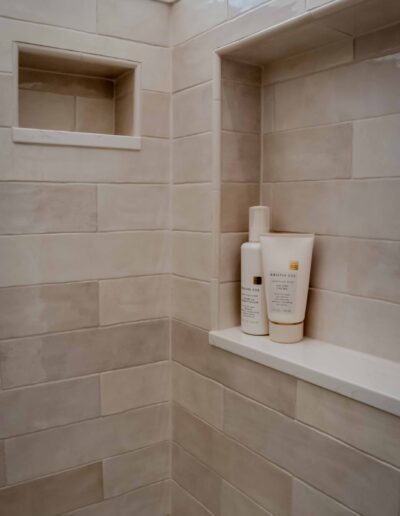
left=209, top=326, right=400, bottom=416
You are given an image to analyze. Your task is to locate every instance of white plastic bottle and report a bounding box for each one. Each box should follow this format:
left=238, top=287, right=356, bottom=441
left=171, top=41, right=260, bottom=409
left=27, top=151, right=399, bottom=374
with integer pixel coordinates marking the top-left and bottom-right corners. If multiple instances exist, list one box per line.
left=241, top=206, right=270, bottom=335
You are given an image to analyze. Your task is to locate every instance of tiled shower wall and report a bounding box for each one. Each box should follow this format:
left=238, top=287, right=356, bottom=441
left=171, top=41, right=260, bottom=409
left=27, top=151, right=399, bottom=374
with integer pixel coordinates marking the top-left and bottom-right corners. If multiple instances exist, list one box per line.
left=0, top=1, right=171, bottom=514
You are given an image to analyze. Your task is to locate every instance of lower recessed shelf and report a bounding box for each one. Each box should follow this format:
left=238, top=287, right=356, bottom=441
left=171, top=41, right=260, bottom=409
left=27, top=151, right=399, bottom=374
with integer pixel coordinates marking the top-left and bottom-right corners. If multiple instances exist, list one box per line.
left=209, top=327, right=400, bottom=416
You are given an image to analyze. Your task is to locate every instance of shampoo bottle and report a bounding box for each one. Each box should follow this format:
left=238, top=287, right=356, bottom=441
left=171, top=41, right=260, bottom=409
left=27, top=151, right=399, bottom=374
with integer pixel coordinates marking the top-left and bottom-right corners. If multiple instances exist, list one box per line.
left=241, top=206, right=270, bottom=335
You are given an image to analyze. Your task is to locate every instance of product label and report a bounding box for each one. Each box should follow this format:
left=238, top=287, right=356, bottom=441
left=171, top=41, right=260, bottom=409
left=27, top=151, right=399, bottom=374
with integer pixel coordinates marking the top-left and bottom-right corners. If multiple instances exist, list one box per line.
left=268, top=271, right=297, bottom=314
left=241, top=278, right=265, bottom=325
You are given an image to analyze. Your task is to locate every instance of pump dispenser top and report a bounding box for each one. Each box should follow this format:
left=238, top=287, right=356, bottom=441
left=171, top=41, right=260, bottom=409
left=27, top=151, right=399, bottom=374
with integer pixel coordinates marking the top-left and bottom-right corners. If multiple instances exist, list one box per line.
left=249, top=206, right=270, bottom=242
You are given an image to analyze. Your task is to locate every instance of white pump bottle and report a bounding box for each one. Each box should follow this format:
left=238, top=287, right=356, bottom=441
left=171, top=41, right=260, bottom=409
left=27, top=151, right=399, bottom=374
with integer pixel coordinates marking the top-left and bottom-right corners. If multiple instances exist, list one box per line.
left=241, top=206, right=270, bottom=335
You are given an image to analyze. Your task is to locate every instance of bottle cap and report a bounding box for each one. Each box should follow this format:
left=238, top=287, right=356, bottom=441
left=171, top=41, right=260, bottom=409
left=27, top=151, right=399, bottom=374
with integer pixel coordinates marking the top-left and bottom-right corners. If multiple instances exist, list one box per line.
left=269, top=321, right=303, bottom=344
left=249, top=206, right=270, bottom=242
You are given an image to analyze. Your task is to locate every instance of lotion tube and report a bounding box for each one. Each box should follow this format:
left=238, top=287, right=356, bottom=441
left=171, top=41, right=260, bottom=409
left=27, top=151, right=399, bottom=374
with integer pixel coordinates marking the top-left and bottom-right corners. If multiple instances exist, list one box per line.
left=259, top=233, right=314, bottom=343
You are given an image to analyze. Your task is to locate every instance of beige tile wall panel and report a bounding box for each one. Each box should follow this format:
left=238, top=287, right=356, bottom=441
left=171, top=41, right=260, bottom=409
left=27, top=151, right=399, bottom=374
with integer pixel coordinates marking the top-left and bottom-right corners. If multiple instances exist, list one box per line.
left=142, top=91, right=170, bottom=138
left=0, top=74, right=14, bottom=127
left=5, top=403, right=170, bottom=483
left=114, top=92, right=134, bottom=136
left=355, top=21, right=400, bottom=61
left=219, top=232, right=248, bottom=282
left=172, top=320, right=297, bottom=417
left=0, top=319, right=169, bottom=389
left=19, top=90, right=75, bottom=131
left=172, top=184, right=214, bottom=231
left=292, top=480, right=359, bottom=516
left=100, top=362, right=170, bottom=415
left=172, top=231, right=213, bottom=281
left=75, top=97, right=114, bottom=134
left=103, top=441, right=170, bottom=498
left=222, top=131, right=261, bottom=182
left=173, top=133, right=213, bottom=183
left=262, top=85, right=275, bottom=133
left=0, top=231, right=168, bottom=287
left=221, top=58, right=261, bottom=84
left=222, top=81, right=261, bottom=133
left=173, top=83, right=213, bottom=138
left=0, top=183, right=97, bottom=235
left=171, top=481, right=214, bottom=516
left=99, top=275, right=170, bottom=325
left=221, top=481, right=273, bottom=516
left=0, top=463, right=103, bottom=516
left=218, top=281, right=241, bottom=329
left=221, top=183, right=259, bottom=232
left=98, top=185, right=170, bottom=231
left=224, top=390, right=400, bottom=516
left=171, top=277, right=211, bottom=330
left=0, top=282, right=98, bottom=339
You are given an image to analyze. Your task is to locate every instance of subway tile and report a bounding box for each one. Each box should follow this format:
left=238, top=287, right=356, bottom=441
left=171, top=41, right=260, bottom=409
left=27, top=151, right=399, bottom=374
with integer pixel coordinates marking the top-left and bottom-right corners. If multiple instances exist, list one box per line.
left=0, top=74, right=14, bottom=127
left=172, top=277, right=211, bottom=330
left=220, top=232, right=247, bottom=282
left=221, top=480, right=273, bottom=516
left=311, top=236, right=400, bottom=304
left=75, top=97, right=114, bottom=134
left=172, top=320, right=297, bottom=417
left=221, top=59, right=261, bottom=84
left=171, top=481, right=213, bottom=516
left=0, top=282, right=98, bottom=339
left=0, top=232, right=168, bottom=287
left=260, top=183, right=273, bottom=207
left=173, top=362, right=223, bottom=428
left=99, top=275, right=170, bottom=326
left=103, top=442, right=170, bottom=498
left=224, top=390, right=400, bottom=516
left=221, top=183, right=259, bottom=232
left=292, top=479, right=359, bottom=516
left=65, top=481, right=170, bottom=516
left=173, top=404, right=292, bottom=516
left=271, top=179, right=400, bottom=239
left=142, top=92, right=170, bottom=138
left=353, top=113, right=400, bottom=178
left=355, top=21, right=400, bottom=61
left=114, top=92, right=134, bottom=136
left=19, top=90, right=75, bottom=131
left=172, top=443, right=221, bottom=515
left=306, top=288, right=400, bottom=362
left=172, top=184, right=214, bottom=231
left=222, top=131, right=261, bottom=182
left=173, top=133, right=212, bottom=183
left=98, top=185, right=169, bottom=231
left=5, top=403, right=169, bottom=483
left=0, top=0, right=96, bottom=31
left=171, top=0, right=227, bottom=46
left=0, top=376, right=99, bottom=438
left=173, top=83, right=212, bottom=138
left=219, top=281, right=240, bottom=329
left=222, top=81, right=260, bottom=133
left=172, top=231, right=213, bottom=281
left=297, top=381, right=400, bottom=468
left=0, top=319, right=169, bottom=389
left=274, top=53, right=400, bottom=130
left=262, top=85, right=275, bottom=133
left=101, top=362, right=170, bottom=415
left=97, top=0, right=169, bottom=46
left=0, top=463, right=103, bottom=516
left=0, top=183, right=97, bottom=235
left=0, top=129, right=169, bottom=183
left=263, top=123, right=352, bottom=182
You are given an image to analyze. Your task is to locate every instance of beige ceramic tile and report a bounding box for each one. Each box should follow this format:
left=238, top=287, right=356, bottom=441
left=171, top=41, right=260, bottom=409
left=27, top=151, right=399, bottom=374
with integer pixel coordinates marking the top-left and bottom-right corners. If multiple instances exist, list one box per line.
left=115, top=92, right=134, bottom=136
left=99, top=275, right=170, bottom=326
left=262, top=85, right=275, bottom=133
left=311, top=236, right=400, bottom=304
left=353, top=113, right=400, bottom=178
left=173, top=132, right=212, bottom=183
left=297, top=381, right=400, bottom=468
left=172, top=184, right=213, bottom=231
left=98, top=185, right=169, bottom=230
left=142, top=91, right=170, bottom=138
left=221, top=59, right=261, bottom=84
left=171, top=481, right=213, bottom=516
left=0, top=319, right=169, bottom=389
left=101, top=362, right=169, bottom=415
left=172, top=320, right=297, bottom=417
left=173, top=83, right=212, bottom=138
left=222, top=81, right=260, bottom=133
left=306, top=288, right=400, bottom=362
left=224, top=390, right=400, bottom=516
left=0, top=463, right=103, bottom=516
left=5, top=403, right=169, bottom=483
left=355, top=21, right=400, bottom=60
left=115, top=72, right=134, bottom=99
left=263, top=123, right=352, bottom=182
left=64, top=481, right=170, bottom=516
left=221, top=183, right=259, bottom=232
left=103, top=442, right=170, bottom=498
left=172, top=231, right=213, bottom=281
left=172, top=277, right=211, bottom=329
left=0, top=183, right=96, bottom=235
left=0, top=74, right=14, bottom=127
left=220, top=232, right=247, bottom=282
left=0, top=376, right=99, bottom=438
left=292, top=479, right=359, bottom=516
left=219, top=281, right=241, bottom=329
left=75, top=97, right=114, bottom=134
left=97, top=0, right=170, bottom=46
left=306, top=0, right=334, bottom=8
left=271, top=179, right=400, bottom=240
left=222, top=131, right=261, bottom=182
left=260, top=183, right=273, bottom=208
left=173, top=362, right=223, bottom=428
left=19, top=90, right=75, bottom=131
left=221, top=481, right=273, bottom=516
left=0, top=282, right=98, bottom=339
left=172, top=443, right=222, bottom=515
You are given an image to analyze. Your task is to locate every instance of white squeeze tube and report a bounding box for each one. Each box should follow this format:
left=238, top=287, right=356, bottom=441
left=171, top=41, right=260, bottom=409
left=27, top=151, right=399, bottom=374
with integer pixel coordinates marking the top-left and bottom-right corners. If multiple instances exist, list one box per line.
left=259, top=233, right=314, bottom=343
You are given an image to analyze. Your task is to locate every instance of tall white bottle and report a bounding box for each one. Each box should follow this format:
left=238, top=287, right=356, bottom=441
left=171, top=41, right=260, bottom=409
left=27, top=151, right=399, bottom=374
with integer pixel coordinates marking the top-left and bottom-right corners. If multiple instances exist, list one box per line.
left=241, top=206, right=270, bottom=335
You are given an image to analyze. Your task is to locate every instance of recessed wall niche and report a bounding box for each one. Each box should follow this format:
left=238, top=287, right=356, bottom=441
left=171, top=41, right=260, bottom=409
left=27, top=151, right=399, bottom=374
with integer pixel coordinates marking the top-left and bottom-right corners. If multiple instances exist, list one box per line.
left=13, top=44, right=141, bottom=149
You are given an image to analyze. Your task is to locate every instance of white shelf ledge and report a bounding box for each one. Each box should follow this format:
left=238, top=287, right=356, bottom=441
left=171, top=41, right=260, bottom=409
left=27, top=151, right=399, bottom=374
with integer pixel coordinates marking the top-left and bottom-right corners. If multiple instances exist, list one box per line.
left=13, top=127, right=141, bottom=150
left=209, top=327, right=400, bottom=416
